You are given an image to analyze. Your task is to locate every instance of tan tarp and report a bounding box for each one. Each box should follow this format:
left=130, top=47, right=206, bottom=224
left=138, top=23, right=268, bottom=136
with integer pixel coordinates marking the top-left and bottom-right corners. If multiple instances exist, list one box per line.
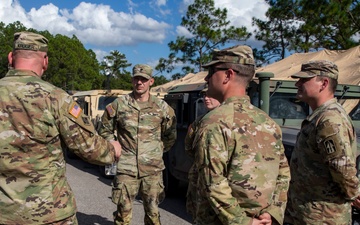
left=152, top=45, right=360, bottom=93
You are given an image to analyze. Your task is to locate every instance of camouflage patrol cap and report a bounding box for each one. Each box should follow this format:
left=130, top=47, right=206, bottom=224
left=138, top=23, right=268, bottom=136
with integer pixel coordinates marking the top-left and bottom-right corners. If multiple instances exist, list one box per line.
left=132, top=64, right=153, bottom=79
left=291, top=60, right=338, bottom=80
left=13, top=31, right=48, bottom=52
left=200, top=85, right=208, bottom=94
left=202, top=45, right=255, bottom=68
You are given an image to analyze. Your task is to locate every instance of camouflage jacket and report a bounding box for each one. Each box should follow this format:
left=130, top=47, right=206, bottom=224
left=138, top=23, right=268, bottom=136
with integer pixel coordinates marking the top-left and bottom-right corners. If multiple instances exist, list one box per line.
left=285, top=98, right=359, bottom=225
left=98, top=93, right=177, bottom=177
left=193, top=96, right=290, bottom=225
left=185, top=115, right=204, bottom=158
left=0, top=69, right=116, bottom=224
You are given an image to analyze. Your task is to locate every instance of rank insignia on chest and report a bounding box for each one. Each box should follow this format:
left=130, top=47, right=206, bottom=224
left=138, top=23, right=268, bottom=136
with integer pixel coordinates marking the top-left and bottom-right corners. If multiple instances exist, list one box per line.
left=69, top=102, right=82, bottom=118
left=324, top=139, right=337, bottom=154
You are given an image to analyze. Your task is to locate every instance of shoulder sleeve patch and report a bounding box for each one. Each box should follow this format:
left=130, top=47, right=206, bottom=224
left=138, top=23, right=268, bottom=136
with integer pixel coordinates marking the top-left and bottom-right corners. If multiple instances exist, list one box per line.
left=106, top=104, right=116, bottom=117
left=69, top=102, right=82, bottom=118
left=324, top=139, right=337, bottom=154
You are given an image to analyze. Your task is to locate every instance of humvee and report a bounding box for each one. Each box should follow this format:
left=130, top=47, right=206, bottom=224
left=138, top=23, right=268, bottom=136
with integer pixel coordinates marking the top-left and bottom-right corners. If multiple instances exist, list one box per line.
left=163, top=72, right=360, bottom=193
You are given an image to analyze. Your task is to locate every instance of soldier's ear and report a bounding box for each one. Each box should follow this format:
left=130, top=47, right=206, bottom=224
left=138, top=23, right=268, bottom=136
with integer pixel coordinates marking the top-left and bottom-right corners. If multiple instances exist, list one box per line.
left=149, top=77, right=155, bottom=86
left=8, top=52, right=13, bottom=67
left=320, top=77, right=329, bottom=92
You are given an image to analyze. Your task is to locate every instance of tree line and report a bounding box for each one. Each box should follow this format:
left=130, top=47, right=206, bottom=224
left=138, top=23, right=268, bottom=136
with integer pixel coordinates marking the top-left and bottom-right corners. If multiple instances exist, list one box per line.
left=1, top=0, right=359, bottom=90
left=157, top=0, right=360, bottom=79
left=0, top=22, right=169, bottom=91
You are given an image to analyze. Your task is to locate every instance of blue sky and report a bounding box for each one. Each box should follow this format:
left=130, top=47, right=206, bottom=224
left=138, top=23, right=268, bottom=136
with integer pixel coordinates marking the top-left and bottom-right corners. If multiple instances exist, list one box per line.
left=1, top=0, right=269, bottom=78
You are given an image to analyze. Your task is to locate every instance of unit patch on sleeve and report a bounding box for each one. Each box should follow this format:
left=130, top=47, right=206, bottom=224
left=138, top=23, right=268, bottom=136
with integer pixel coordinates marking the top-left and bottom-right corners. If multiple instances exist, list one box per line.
left=324, top=139, right=337, bottom=154
left=69, top=102, right=82, bottom=118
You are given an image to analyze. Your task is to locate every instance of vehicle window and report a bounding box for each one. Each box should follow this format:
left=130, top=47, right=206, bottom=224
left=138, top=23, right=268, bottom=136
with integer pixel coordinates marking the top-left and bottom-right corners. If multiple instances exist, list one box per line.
left=350, top=103, right=360, bottom=121
left=269, top=98, right=307, bottom=119
left=75, top=97, right=89, bottom=115
left=250, top=92, right=308, bottom=119
left=98, top=96, right=117, bottom=110
left=195, top=98, right=207, bottom=118
left=269, top=96, right=308, bottom=119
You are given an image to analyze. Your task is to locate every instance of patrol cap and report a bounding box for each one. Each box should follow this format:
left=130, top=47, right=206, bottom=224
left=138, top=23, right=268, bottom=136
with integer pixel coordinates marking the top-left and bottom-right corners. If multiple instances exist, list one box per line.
left=291, top=60, right=338, bottom=80
left=13, top=31, right=48, bottom=52
left=200, top=85, right=208, bottom=94
left=202, top=45, right=255, bottom=68
left=132, top=64, right=153, bottom=79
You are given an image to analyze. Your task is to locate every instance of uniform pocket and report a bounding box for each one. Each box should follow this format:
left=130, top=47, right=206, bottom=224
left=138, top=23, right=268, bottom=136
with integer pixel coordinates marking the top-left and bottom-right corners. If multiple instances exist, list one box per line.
left=157, top=176, right=165, bottom=204
left=111, top=182, right=123, bottom=205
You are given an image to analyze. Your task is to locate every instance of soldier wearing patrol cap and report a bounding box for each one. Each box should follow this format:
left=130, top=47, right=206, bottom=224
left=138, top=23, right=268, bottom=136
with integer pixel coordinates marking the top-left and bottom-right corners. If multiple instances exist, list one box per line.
left=284, top=60, right=359, bottom=225
left=184, top=85, right=220, bottom=220
left=0, top=31, right=121, bottom=225
left=191, top=45, right=290, bottom=225
left=98, top=64, right=177, bottom=225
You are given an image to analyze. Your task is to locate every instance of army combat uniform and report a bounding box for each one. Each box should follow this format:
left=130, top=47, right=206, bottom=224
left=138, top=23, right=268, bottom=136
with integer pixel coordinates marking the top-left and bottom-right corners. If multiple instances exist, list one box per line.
left=193, top=95, right=290, bottom=225
left=0, top=69, right=116, bottom=224
left=98, top=92, right=176, bottom=225
left=185, top=114, right=204, bottom=219
left=285, top=98, right=359, bottom=225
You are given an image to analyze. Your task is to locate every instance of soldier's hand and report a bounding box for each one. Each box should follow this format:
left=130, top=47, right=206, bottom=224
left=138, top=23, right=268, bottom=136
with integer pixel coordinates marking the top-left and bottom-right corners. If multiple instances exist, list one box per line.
left=352, top=195, right=360, bottom=209
left=252, top=213, right=272, bottom=225
left=251, top=218, right=271, bottom=225
left=110, top=140, right=122, bottom=161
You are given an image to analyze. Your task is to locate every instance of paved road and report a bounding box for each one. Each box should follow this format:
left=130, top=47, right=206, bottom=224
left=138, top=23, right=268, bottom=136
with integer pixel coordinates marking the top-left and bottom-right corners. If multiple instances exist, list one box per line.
left=65, top=157, right=192, bottom=225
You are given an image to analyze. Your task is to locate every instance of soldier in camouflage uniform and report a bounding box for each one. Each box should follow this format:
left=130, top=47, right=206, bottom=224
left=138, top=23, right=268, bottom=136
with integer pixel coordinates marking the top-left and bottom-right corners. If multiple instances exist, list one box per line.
left=284, top=60, right=359, bottom=225
left=0, top=31, right=121, bottom=225
left=191, top=45, right=290, bottom=225
left=98, top=64, right=177, bottom=225
left=185, top=86, right=220, bottom=220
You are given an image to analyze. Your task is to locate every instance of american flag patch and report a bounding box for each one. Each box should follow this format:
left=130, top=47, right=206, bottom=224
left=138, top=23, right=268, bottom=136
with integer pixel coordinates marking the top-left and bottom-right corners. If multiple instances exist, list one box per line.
left=69, top=102, right=82, bottom=118
left=106, top=104, right=115, bottom=117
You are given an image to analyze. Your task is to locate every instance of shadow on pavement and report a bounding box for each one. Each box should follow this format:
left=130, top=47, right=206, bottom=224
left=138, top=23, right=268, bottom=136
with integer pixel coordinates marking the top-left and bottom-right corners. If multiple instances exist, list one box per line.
left=159, top=181, right=193, bottom=223
left=65, top=155, right=113, bottom=186
left=76, top=212, right=113, bottom=225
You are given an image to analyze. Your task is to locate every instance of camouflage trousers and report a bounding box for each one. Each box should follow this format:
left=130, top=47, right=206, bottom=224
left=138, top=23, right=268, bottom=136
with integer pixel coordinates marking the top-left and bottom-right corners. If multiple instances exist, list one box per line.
left=0, top=214, right=78, bottom=225
left=112, top=172, right=165, bottom=225
left=186, top=163, right=197, bottom=220
left=285, top=199, right=352, bottom=225
left=46, top=214, right=78, bottom=225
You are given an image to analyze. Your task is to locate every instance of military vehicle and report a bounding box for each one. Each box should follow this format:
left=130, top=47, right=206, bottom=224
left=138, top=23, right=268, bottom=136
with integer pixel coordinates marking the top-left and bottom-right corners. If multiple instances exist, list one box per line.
left=69, top=89, right=167, bottom=177
left=162, top=72, right=360, bottom=193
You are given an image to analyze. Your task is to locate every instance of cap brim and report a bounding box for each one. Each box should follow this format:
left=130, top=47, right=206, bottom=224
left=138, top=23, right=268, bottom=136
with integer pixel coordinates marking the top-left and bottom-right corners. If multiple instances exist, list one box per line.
left=202, top=60, right=221, bottom=68
left=133, top=73, right=151, bottom=79
left=291, top=71, right=317, bottom=79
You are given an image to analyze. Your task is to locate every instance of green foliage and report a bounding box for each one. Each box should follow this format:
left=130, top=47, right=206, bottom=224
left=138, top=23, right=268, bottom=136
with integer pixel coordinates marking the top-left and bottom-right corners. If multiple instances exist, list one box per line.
left=253, top=0, right=360, bottom=64
left=156, top=0, right=251, bottom=79
left=100, top=50, right=132, bottom=90
left=153, top=75, right=170, bottom=86
left=0, top=22, right=103, bottom=91
left=0, top=21, right=136, bottom=91
left=0, top=21, right=28, bottom=78
left=44, top=34, right=103, bottom=91
left=252, top=0, right=297, bottom=64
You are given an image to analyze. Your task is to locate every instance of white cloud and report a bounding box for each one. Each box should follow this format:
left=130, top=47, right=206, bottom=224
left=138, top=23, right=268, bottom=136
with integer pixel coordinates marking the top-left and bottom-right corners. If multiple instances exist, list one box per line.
left=176, top=26, right=194, bottom=38
left=154, top=0, right=167, bottom=7
left=214, top=0, right=268, bottom=32
left=0, top=0, right=30, bottom=26
left=178, top=0, right=269, bottom=48
left=0, top=1, right=171, bottom=47
left=92, top=49, right=108, bottom=62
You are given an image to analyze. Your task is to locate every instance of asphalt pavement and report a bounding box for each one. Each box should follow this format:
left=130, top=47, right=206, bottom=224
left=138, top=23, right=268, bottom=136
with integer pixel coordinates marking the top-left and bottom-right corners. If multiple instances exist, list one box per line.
left=65, top=157, right=192, bottom=225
